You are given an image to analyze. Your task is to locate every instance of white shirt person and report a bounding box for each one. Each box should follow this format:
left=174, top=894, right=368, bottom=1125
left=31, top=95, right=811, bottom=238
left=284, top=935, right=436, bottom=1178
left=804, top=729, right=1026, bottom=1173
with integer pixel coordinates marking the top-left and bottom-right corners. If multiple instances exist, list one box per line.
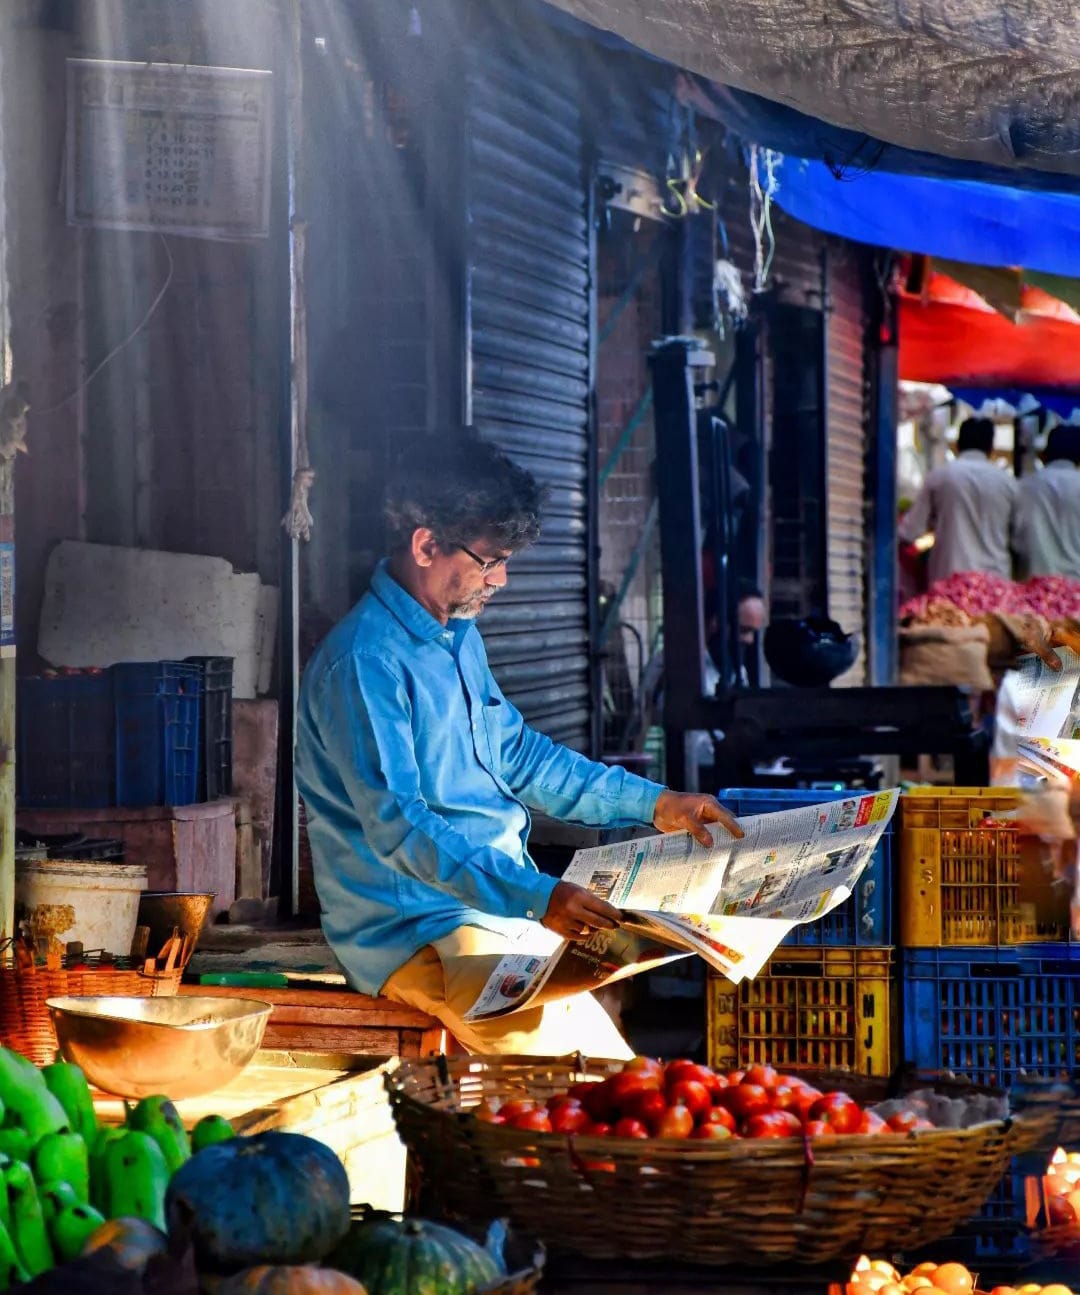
left=1013, top=426, right=1080, bottom=580
left=898, top=417, right=1017, bottom=586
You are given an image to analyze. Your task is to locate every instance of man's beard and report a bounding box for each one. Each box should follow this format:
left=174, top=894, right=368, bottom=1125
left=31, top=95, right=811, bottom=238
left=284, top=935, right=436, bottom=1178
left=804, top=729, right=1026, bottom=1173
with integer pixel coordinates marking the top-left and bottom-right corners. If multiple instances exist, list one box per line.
left=449, top=591, right=493, bottom=619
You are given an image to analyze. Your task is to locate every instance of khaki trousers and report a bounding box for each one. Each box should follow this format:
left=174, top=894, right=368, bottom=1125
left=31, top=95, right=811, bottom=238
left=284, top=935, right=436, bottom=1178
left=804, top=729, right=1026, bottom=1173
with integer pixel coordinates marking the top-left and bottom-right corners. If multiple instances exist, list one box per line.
left=382, top=924, right=633, bottom=1059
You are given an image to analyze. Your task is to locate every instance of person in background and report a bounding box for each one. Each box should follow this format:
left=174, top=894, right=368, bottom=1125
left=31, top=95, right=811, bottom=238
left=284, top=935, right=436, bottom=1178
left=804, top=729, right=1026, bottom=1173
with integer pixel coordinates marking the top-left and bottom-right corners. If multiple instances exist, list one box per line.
left=295, top=431, right=742, bottom=1057
left=1013, top=424, right=1080, bottom=580
left=898, top=416, right=1017, bottom=585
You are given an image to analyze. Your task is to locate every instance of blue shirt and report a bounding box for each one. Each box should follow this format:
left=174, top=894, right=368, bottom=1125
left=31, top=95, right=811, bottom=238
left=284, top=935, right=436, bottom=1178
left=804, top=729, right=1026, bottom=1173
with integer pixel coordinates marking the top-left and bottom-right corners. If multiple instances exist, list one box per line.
left=295, top=560, right=665, bottom=994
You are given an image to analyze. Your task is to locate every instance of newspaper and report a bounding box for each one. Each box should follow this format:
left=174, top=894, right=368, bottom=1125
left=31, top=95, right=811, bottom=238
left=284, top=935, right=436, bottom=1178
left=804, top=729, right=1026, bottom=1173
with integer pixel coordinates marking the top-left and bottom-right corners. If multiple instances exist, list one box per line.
left=1017, top=737, right=1080, bottom=787
left=1012, top=647, right=1080, bottom=740
left=464, top=790, right=899, bottom=1021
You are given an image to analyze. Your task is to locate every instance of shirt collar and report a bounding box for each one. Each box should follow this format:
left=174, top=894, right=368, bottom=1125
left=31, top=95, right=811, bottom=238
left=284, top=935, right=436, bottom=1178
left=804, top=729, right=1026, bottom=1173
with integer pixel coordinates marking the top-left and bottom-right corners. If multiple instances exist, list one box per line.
left=958, top=449, right=989, bottom=462
left=370, top=559, right=446, bottom=642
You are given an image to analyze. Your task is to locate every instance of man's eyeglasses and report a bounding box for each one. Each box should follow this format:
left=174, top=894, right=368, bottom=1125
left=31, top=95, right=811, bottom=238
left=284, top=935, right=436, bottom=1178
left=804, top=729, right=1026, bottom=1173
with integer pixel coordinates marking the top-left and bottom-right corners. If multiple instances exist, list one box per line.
left=456, top=543, right=510, bottom=575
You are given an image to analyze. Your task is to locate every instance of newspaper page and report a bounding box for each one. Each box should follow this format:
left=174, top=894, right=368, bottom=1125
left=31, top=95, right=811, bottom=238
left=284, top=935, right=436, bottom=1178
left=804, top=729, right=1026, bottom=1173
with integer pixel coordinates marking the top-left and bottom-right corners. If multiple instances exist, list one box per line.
left=1012, top=648, right=1080, bottom=740
left=464, top=789, right=897, bottom=1020
left=1017, top=737, right=1080, bottom=787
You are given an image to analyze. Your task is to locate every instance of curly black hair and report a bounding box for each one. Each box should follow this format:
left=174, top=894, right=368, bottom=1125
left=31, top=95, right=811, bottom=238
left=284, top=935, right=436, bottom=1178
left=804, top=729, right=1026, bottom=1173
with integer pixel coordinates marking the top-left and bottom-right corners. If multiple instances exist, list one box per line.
left=384, top=431, right=546, bottom=553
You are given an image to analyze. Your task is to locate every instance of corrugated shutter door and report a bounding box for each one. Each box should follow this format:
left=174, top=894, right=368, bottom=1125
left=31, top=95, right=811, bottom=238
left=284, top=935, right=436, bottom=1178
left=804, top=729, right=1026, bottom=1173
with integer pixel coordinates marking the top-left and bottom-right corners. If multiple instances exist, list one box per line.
left=826, top=246, right=868, bottom=685
left=465, top=20, right=592, bottom=750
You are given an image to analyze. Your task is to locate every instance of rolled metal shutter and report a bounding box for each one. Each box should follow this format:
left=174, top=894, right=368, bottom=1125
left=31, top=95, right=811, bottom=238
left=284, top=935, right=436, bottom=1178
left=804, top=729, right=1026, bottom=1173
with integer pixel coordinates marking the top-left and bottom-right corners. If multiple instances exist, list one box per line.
left=465, top=18, right=593, bottom=750
left=825, top=244, right=869, bottom=684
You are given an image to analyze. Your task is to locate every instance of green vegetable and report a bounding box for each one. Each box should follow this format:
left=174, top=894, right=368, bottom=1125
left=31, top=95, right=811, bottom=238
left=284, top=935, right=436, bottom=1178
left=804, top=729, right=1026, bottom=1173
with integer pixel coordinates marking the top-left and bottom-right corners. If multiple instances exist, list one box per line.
left=0, top=1131, right=31, bottom=1164
left=0, top=1217, right=28, bottom=1289
left=191, top=1114, right=235, bottom=1153
left=0, top=1050, right=69, bottom=1142
left=330, top=1215, right=505, bottom=1295
left=5, top=1159, right=53, bottom=1275
left=51, top=1201, right=106, bottom=1264
left=33, top=1132, right=89, bottom=1203
left=41, top=1063, right=97, bottom=1144
left=126, top=1095, right=191, bottom=1174
left=88, top=1127, right=127, bottom=1213
left=37, top=1180, right=77, bottom=1228
left=100, top=1131, right=169, bottom=1231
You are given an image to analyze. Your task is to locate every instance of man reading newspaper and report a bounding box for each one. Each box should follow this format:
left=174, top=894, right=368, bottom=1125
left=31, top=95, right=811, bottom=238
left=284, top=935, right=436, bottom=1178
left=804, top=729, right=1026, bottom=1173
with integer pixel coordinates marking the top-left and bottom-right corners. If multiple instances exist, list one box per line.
left=295, top=433, right=742, bottom=1057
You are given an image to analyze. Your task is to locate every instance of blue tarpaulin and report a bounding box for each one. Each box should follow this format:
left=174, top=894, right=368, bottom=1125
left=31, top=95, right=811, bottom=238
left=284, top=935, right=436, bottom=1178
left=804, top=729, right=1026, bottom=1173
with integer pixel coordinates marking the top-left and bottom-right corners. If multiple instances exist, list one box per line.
left=771, top=157, right=1080, bottom=278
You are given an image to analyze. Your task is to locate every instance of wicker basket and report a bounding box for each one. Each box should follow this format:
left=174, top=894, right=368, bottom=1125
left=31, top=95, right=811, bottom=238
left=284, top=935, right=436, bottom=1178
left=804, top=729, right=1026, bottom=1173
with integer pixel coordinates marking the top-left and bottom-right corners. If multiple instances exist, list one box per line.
left=385, top=1056, right=1058, bottom=1267
left=1008, top=1076, right=1080, bottom=1153
left=0, top=961, right=182, bottom=1065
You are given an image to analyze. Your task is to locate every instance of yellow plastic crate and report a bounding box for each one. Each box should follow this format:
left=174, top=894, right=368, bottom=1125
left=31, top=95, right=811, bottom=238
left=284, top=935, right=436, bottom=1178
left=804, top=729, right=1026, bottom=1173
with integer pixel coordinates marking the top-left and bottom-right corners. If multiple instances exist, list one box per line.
left=899, top=787, right=1069, bottom=946
left=707, top=946, right=896, bottom=1077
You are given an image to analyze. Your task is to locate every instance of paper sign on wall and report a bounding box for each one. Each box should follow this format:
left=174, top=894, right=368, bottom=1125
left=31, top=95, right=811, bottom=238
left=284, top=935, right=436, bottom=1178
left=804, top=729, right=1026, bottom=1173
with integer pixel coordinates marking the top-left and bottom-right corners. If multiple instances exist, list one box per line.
left=66, top=58, right=272, bottom=241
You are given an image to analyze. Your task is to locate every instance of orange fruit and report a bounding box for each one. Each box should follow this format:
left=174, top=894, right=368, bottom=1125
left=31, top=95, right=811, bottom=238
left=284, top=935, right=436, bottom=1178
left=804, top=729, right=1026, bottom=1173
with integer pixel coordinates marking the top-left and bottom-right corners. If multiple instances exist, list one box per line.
left=1038, top=1286, right=1074, bottom=1295
left=912, top=1266, right=939, bottom=1279
left=932, top=1264, right=974, bottom=1295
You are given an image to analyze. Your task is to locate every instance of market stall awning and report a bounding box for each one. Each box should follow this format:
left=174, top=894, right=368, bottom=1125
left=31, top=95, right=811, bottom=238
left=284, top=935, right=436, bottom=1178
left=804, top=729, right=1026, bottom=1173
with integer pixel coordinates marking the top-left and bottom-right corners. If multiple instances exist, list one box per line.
left=899, top=269, right=1080, bottom=389
left=544, top=0, right=1080, bottom=181
left=768, top=158, right=1080, bottom=278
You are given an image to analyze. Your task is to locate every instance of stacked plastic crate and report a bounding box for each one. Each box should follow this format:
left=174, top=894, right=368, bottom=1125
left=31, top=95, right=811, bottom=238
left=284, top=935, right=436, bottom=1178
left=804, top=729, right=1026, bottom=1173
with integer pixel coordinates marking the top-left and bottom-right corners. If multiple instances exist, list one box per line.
left=898, top=787, right=1080, bottom=1263
left=707, top=788, right=897, bottom=1077
left=17, top=658, right=231, bottom=809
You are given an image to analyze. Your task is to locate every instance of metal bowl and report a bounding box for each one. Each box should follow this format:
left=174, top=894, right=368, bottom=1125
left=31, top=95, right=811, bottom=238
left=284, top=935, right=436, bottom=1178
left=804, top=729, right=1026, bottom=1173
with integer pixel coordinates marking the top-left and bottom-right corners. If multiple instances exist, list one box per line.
left=46, top=995, right=272, bottom=1100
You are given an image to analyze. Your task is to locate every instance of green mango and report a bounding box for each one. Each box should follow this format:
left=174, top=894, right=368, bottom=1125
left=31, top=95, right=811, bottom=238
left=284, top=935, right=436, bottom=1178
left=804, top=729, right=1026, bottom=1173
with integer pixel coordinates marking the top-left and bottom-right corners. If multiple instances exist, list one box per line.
left=32, top=1132, right=89, bottom=1203
left=0, top=1051, right=68, bottom=1143
left=191, top=1114, right=235, bottom=1153
left=51, top=1201, right=106, bottom=1264
left=100, top=1132, right=168, bottom=1231
left=0, top=1217, right=28, bottom=1289
left=4, top=1159, right=53, bottom=1275
left=126, top=1095, right=190, bottom=1175
left=41, top=1064, right=97, bottom=1144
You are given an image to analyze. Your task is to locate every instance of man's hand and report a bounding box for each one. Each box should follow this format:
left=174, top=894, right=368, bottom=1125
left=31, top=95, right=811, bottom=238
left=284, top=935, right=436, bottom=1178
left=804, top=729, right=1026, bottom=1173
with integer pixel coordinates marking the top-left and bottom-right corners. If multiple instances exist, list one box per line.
left=1015, top=622, right=1080, bottom=674
left=653, top=790, right=743, bottom=848
left=541, top=880, right=621, bottom=941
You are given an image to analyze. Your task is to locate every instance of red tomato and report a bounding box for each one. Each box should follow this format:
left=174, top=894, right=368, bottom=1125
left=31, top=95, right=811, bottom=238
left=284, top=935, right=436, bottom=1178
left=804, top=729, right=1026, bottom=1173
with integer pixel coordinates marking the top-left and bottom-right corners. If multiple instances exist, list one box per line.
left=621, top=1088, right=668, bottom=1129
left=664, top=1059, right=711, bottom=1087
left=568, top=1081, right=600, bottom=1104
left=613, top=1117, right=650, bottom=1140
left=666, top=1079, right=712, bottom=1120
left=742, top=1064, right=779, bottom=1091
left=582, top=1078, right=619, bottom=1121
left=744, top=1111, right=802, bottom=1138
left=509, top=1109, right=552, bottom=1133
left=807, top=1093, right=861, bottom=1134
left=607, top=1071, right=662, bottom=1110
left=802, top=1119, right=834, bottom=1137
left=474, top=1098, right=505, bottom=1124
left=701, top=1105, right=736, bottom=1132
left=547, top=1093, right=581, bottom=1111
left=886, top=1109, right=920, bottom=1134
left=718, top=1082, right=771, bottom=1121
left=691, top=1122, right=734, bottom=1140
left=858, top=1111, right=888, bottom=1135
left=770, top=1083, right=802, bottom=1112
left=913, top=1118, right=935, bottom=1131
left=581, top=1120, right=612, bottom=1137
left=499, top=1099, right=538, bottom=1121
left=550, top=1103, right=590, bottom=1134
left=793, top=1086, right=823, bottom=1119
left=622, top=1056, right=664, bottom=1080
left=654, top=1103, right=694, bottom=1139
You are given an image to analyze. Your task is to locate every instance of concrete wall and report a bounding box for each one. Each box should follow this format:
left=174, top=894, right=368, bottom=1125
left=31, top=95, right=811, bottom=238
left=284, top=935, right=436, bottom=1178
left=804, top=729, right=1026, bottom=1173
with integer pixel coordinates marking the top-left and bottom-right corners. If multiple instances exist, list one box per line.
left=3, top=0, right=287, bottom=669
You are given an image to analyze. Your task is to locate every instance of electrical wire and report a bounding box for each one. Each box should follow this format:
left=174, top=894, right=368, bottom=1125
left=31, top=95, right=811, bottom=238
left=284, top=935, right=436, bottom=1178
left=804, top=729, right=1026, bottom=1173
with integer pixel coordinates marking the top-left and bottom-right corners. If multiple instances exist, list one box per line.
left=36, top=233, right=174, bottom=416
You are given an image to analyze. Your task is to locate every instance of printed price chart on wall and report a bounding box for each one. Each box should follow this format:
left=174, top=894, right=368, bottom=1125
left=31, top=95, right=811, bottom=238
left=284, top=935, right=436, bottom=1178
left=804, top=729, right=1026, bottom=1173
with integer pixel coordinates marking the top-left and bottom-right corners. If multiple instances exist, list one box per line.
left=66, top=59, right=273, bottom=241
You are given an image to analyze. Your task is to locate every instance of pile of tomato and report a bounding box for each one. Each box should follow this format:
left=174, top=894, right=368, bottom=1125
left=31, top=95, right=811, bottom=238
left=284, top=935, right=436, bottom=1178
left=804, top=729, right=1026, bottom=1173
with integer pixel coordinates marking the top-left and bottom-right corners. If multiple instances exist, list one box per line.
left=846, top=1256, right=1073, bottom=1295
left=474, top=1058, right=936, bottom=1141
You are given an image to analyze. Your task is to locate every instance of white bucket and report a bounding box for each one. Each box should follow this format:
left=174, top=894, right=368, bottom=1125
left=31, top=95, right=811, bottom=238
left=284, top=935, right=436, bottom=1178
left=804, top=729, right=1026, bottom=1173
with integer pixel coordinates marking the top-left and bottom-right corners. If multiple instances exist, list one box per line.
left=15, top=860, right=148, bottom=956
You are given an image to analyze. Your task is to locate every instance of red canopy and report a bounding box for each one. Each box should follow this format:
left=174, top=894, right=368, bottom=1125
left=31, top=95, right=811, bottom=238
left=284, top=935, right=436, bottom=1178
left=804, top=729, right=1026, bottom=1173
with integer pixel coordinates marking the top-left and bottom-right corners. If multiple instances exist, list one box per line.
left=899, top=268, right=1080, bottom=388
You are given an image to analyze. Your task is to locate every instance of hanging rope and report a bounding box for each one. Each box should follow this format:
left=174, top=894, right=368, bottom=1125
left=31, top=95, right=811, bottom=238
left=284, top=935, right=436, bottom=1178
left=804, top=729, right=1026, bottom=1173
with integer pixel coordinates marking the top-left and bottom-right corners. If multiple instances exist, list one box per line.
left=749, top=144, right=781, bottom=293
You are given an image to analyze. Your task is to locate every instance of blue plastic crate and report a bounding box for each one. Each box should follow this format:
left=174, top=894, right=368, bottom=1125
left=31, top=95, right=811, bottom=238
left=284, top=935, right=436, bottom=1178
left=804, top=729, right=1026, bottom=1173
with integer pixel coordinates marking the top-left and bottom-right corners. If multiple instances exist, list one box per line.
left=717, top=787, right=893, bottom=945
left=113, top=662, right=202, bottom=807
left=901, top=944, right=1080, bottom=1087
left=905, top=1158, right=1043, bottom=1265
left=17, top=673, right=115, bottom=808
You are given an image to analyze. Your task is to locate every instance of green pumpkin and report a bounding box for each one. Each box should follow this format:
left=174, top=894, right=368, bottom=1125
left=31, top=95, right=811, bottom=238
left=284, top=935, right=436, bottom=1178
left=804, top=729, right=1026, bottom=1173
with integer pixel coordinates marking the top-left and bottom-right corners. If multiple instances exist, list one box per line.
left=166, top=1132, right=351, bottom=1273
left=331, top=1216, right=504, bottom=1295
